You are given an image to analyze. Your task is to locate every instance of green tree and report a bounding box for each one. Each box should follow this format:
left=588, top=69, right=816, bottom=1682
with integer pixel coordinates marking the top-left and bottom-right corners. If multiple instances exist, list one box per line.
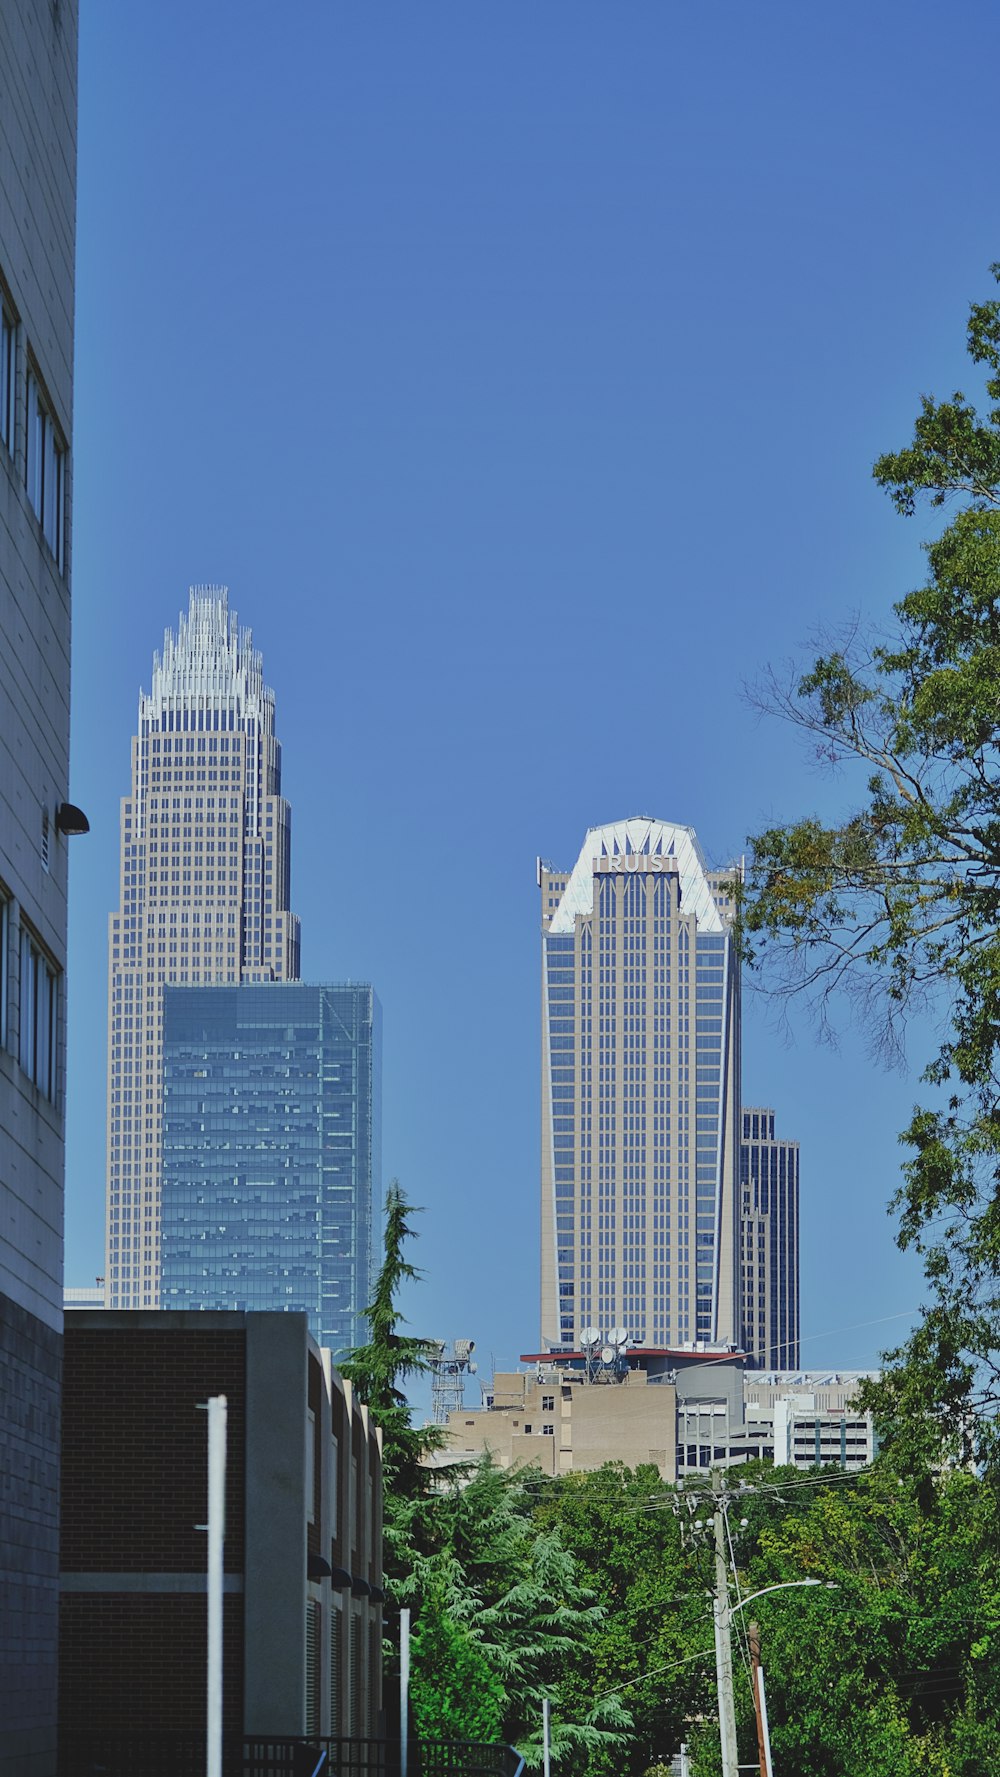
left=529, top=1464, right=715, bottom=1775
left=340, top=1180, right=443, bottom=1497
left=738, top=264, right=1000, bottom=1463
left=726, top=1463, right=1000, bottom=1776
left=399, top=1460, right=634, bottom=1769
left=408, top=1561, right=506, bottom=1742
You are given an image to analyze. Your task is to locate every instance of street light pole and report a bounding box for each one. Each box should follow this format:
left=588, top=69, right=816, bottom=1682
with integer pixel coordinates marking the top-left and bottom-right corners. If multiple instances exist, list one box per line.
left=204, top=1395, right=227, bottom=1777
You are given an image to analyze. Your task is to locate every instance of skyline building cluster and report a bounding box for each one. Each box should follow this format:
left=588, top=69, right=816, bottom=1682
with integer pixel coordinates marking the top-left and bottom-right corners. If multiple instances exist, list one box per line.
left=94, top=593, right=800, bottom=1377
left=96, top=602, right=800, bottom=1370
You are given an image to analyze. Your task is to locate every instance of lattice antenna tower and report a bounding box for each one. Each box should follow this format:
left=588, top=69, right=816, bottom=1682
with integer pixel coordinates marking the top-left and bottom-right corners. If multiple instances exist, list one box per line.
left=429, top=1339, right=477, bottom=1425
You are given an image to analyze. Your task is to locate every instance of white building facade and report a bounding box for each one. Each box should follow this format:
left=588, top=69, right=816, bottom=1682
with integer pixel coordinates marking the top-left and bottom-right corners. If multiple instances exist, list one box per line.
left=540, top=819, right=741, bottom=1352
left=105, top=589, right=300, bottom=1308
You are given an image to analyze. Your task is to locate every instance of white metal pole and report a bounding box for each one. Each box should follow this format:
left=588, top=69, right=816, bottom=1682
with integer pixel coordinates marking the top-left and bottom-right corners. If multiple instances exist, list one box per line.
left=400, top=1606, right=411, bottom=1777
left=206, top=1395, right=227, bottom=1777
left=542, top=1697, right=551, bottom=1777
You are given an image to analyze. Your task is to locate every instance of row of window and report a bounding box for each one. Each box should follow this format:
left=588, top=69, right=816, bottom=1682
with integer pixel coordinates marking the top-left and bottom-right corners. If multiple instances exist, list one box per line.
left=1, top=283, right=67, bottom=571
left=0, top=894, right=60, bottom=1101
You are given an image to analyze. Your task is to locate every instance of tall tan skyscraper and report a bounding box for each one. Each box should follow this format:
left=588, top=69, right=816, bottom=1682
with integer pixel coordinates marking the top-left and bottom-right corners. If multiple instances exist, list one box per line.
left=105, top=588, right=300, bottom=1310
left=540, top=818, right=740, bottom=1353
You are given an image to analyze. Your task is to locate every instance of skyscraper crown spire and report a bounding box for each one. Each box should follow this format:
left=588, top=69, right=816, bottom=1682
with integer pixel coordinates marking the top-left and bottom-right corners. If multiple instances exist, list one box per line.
left=140, top=586, right=273, bottom=732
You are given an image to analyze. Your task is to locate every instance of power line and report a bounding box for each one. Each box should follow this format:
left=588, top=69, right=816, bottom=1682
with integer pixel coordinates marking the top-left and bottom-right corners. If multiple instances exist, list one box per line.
left=592, top=1644, right=717, bottom=1702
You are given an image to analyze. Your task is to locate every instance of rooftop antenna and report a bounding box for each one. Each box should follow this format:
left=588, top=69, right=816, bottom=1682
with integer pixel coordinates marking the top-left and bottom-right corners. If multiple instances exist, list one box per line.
left=429, top=1339, right=477, bottom=1425
left=607, top=1328, right=630, bottom=1381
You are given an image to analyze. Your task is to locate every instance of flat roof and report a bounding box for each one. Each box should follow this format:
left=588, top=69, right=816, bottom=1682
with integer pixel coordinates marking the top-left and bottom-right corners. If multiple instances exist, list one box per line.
left=519, top=1348, right=747, bottom=1364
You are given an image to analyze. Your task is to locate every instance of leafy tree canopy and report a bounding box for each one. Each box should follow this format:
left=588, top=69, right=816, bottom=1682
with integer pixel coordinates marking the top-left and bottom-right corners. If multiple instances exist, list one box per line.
left=738, top=264, right=1000, bottom=1463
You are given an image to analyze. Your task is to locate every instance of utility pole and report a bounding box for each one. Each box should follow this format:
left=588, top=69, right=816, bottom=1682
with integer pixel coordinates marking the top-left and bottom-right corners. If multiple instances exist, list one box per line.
left=747, top=1622, right=771, bottom=1777
left=712, top=1473, right=739, bottom=1777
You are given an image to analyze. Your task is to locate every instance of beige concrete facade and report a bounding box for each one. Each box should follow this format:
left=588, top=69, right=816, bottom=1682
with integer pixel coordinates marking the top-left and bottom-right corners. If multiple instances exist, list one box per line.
left=540, top=819, right=740, bottom=1354
left=0, top=3, right=78, bottom=1769
left=105, top=591, right=301, bottom=1309
left=446, top=1363, right=678, bottom=1481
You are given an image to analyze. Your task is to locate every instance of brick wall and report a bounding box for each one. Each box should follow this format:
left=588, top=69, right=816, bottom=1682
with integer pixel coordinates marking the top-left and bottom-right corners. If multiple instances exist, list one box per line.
left=60, top=1323, right=247, bottom=1736
left=61, top=1326, right=245, bottom=1572
left=60, top=1594, right=244, bottom=1735
left=0, top=1298, right=61, bottom=1761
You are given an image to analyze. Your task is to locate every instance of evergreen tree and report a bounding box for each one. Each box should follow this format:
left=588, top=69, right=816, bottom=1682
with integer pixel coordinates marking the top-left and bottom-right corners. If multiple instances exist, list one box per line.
left=340, top=1180, right=443, bottom=1498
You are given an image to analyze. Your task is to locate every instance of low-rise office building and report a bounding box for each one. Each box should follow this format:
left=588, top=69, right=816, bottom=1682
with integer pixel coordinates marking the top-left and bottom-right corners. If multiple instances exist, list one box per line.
left=743, top=1370, right=878, bottom=1471
left=59, top=1311, right=382, bottom=1748
left=443, top=1352, right=877, bottom=1479
left=444, top=1346, right=749, bottom=1482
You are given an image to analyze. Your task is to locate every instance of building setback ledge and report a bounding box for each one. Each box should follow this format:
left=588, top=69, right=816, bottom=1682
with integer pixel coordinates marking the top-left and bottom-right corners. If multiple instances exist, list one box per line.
left=60, top=1573, right=244, bottom=1594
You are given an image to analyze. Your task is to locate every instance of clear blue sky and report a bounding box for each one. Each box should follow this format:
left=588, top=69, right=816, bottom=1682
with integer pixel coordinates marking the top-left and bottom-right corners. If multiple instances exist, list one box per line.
left=66, top=2, right=1000, bottom=1399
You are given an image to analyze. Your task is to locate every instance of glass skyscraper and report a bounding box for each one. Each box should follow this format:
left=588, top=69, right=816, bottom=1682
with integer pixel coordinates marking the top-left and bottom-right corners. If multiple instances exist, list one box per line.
left=106, top=588, right=300, bottom=1308
left=739, top=1107, right=800, bottom=1369
left=540, top=818, right=741, bottom=1352
left=160, top=983, right=380, bottom=1355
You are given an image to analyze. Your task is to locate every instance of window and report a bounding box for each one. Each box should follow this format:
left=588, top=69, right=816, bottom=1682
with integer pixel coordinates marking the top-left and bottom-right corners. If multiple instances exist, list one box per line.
left=19, top=926, right=58, bottom=1099
left=0, top=295, right=14, bottom=455
left=25, top=368, right=65, bottom=569
left=306, top=1410, right=316, bottom=1524
left=0, top=892, right=8, bottom=1049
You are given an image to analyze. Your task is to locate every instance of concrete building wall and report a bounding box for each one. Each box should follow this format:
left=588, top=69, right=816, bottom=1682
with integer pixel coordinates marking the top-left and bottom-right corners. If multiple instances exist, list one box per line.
left=0, top=3, right=78, bottom=1770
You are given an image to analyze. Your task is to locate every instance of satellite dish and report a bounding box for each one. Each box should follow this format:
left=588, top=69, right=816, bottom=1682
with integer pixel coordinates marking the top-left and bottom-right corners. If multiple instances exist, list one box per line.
left=609, top=1327, right=630, bottom=1349
left=580, top=1327, right=600, bottom=1351
left=600, top=1346, right=615, bottom=1366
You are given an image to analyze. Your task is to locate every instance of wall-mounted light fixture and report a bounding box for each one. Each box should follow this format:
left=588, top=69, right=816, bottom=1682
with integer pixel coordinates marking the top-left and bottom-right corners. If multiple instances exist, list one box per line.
left=55, top=802, right=90, bottom=836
